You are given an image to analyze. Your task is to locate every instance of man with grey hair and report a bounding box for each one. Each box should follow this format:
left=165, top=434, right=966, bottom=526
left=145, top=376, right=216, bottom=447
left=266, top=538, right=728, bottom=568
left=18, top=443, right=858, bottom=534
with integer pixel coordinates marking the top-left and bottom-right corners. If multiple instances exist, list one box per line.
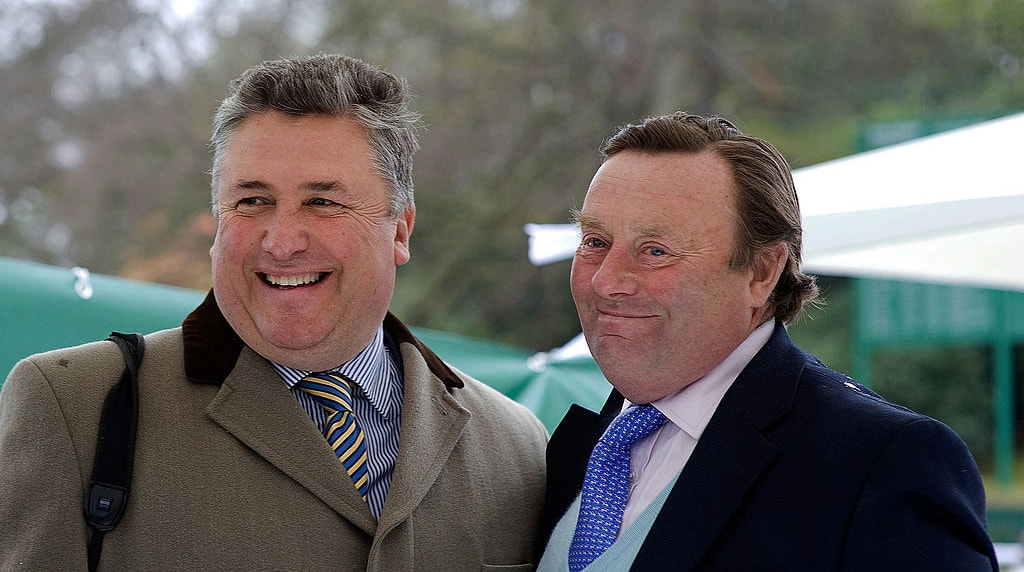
left=0, top=54, right=547, bottom=571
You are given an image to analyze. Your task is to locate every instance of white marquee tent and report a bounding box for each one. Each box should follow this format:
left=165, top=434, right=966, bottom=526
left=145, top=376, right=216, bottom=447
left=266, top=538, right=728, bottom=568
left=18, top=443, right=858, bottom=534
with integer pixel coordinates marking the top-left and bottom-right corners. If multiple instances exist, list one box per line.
left=796, top=111, right=1024, bottom=291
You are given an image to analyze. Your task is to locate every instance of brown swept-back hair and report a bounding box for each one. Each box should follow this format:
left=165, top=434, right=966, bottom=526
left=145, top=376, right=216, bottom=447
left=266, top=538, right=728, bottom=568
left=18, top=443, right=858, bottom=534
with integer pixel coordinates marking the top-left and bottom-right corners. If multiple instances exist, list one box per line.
left=598, top=111, right=820, bottom=323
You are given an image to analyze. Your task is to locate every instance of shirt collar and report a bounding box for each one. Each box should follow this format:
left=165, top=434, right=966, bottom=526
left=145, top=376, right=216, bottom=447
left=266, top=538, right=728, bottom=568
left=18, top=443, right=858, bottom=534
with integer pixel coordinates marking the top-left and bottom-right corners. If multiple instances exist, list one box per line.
left=274, top=324, right=402, bottom=419
left=634, top=319, right=776, bottom=440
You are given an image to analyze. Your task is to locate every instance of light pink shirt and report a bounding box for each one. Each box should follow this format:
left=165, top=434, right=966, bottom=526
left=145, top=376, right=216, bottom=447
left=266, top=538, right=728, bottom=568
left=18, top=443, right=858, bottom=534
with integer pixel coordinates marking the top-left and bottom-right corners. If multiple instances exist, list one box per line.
left=618, top=319, right=776, bottom=534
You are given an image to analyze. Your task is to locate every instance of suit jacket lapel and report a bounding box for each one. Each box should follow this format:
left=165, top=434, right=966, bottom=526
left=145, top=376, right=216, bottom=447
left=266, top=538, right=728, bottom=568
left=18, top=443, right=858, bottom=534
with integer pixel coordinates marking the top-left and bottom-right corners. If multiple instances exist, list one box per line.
left=632, top=323, right=805, bottom=571
left=375, top=342, right=470, bottom=533
left=205, top=346, right=377, bottom=535
left=631, top=398, right=779, bottom=570
left=542, top=392, right=623, bottom=538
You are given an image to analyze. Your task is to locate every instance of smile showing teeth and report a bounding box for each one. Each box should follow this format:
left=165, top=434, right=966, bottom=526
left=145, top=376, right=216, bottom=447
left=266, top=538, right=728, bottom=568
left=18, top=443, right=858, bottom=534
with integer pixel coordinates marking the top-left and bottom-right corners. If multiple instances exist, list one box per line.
left=262, top=272, right=326, bottom=288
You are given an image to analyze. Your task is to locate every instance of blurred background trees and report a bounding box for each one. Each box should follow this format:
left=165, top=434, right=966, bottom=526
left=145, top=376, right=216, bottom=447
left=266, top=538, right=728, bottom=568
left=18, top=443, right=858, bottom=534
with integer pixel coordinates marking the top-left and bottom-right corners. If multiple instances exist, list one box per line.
left=2, top=0, right=1023, bottom=465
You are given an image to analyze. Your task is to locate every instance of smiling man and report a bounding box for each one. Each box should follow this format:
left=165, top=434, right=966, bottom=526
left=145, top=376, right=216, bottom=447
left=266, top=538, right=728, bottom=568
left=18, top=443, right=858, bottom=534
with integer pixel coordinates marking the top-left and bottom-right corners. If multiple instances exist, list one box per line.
left=0, top=54, right=547, bottom=571
left=538, top=112, right=997, bottom=571
left=210, top=112, right=413, bottom=373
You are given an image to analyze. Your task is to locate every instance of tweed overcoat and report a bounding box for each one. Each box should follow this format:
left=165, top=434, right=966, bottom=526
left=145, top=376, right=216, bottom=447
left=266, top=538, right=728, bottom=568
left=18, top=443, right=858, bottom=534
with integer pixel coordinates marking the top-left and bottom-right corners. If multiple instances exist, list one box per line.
left=1, top=292, right=547, bottom=571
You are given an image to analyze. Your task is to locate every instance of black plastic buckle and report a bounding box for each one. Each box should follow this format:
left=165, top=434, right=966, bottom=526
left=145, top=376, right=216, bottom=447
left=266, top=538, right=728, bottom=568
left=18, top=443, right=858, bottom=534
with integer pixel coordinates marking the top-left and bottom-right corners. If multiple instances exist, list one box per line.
left=84, top=481, right=127, bottom=531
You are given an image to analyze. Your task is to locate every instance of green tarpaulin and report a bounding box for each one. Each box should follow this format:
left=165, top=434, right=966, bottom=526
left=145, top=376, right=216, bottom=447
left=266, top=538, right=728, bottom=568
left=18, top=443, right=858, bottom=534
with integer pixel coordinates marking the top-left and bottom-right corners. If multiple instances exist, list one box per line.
left=0, top=256, right=608, bottom=431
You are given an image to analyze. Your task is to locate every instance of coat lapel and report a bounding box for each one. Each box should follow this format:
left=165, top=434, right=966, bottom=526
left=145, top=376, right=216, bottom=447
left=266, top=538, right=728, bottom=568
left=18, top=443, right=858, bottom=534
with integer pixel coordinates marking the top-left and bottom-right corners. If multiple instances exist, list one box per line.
left=181, top=294, right=469, bottom=537
left=205, top=347, right=377, bottom=535
left=375, top=342, right=470, bottom=533
left=632, top=323, right=805, bottom=571
left=542, top=393, right=623, bottom=538
left=631, top=401, right=779, bottom=570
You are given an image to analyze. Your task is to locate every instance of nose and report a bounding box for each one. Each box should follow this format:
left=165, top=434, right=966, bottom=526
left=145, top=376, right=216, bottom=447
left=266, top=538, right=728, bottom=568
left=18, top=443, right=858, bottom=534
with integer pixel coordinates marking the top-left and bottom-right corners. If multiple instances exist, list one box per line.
left=261, top=209, right=309, bottom=260
left=586, top=245, right=639, bottom=298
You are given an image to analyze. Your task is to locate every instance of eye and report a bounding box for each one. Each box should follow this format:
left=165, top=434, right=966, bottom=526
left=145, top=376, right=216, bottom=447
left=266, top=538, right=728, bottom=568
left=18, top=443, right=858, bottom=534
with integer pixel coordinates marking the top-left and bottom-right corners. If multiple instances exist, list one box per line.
left=581, top=236, right=609, bottom=249
left=309, top=197, right=338, bottom=207
left=233, top=196, right=269, bottom=214
left=638, top=243, right=679, bottom=267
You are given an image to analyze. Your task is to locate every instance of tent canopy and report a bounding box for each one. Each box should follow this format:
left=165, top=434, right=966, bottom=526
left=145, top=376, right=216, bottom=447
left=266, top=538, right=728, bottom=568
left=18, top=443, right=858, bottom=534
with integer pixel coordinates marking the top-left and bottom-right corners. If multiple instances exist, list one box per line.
left=0, top=257, right=205, bottom=377
left=0, top=256, right=609, bottom=431
left=795, top=111, right=1024, bottom=291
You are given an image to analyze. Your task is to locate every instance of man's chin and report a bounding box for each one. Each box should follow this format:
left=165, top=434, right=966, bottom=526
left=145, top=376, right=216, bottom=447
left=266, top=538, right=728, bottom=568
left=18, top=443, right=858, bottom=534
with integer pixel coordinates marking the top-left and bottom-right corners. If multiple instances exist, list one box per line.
left=267, top=330, right=331, bottom=353
left=253, top=342, right=337, bottom=371
left=589, top=333, right=638, bottom=359
left=244, top=327, right=329, bottom=364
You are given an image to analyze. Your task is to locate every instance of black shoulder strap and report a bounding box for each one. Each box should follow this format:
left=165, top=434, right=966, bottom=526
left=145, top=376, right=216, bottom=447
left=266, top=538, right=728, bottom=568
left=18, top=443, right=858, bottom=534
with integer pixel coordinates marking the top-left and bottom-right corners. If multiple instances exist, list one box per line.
left=84, top=332, right=144, bottom=572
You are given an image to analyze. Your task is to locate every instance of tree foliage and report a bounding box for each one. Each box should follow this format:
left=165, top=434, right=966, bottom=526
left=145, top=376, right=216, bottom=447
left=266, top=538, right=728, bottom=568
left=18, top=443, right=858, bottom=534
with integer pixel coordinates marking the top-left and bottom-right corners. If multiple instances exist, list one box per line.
left=1, top=0, right=1022, bottom=353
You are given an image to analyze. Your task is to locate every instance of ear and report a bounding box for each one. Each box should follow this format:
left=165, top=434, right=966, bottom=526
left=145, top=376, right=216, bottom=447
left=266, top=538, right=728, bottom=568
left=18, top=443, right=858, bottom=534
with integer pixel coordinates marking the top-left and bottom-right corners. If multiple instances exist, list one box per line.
left=748, top=241, right=788, bottom=308
left=393, top=206, right=415, bottom=266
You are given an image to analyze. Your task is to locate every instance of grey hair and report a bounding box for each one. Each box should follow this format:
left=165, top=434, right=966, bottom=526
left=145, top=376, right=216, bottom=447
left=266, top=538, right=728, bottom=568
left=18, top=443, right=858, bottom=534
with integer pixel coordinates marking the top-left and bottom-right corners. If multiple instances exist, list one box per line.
left=209, top=53, right=420, bottom=217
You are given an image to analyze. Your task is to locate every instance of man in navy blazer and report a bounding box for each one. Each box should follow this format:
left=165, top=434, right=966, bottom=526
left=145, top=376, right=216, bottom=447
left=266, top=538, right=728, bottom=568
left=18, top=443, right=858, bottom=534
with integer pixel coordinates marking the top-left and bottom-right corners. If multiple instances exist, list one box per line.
left=539, top=112, right=997, bottom=571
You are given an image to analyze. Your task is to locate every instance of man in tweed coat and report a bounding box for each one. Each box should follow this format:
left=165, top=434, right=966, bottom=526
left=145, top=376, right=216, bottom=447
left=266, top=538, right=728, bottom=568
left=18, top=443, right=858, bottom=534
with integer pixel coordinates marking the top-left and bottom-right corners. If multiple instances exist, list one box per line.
left=0, top=54, right=546, bottom=571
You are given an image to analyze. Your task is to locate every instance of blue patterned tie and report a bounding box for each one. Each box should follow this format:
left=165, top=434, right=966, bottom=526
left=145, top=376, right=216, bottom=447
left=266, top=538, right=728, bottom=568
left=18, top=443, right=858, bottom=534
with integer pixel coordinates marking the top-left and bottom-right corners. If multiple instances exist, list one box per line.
left=568, top=404, right=667, bottom=571
left=295, top=372, right=370, bottom=501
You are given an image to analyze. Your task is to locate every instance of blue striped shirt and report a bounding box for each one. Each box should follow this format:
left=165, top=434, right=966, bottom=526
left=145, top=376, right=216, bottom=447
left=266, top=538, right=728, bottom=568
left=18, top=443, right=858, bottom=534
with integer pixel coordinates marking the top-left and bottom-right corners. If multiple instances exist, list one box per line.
left=272, top=325, right=403, bottom=520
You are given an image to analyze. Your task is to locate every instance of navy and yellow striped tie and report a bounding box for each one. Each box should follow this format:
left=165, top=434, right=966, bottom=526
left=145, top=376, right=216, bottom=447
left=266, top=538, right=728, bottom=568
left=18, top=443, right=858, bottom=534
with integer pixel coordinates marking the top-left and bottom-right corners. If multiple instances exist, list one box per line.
left=296, top=372, right=370, bottom=501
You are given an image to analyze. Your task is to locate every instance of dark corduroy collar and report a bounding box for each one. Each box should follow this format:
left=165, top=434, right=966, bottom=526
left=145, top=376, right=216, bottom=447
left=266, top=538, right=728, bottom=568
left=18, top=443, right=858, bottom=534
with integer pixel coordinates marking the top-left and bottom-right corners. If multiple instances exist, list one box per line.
left=181, top=289, right=463, bottom=389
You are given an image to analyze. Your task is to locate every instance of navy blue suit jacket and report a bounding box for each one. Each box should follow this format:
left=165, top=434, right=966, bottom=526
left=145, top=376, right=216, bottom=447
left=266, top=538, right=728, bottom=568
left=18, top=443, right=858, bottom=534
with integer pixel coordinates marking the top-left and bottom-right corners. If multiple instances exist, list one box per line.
left=543, top=323, right=997, bottom=571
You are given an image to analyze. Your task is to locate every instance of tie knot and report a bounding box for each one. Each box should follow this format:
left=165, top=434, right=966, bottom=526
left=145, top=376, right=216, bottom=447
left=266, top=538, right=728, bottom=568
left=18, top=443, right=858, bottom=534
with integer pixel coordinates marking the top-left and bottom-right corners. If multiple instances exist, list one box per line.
left=296, top=372, right=356, bottom=414
left=600, top=404, right=667, bottom=452
left=295, top=372, right=370, bottom=503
